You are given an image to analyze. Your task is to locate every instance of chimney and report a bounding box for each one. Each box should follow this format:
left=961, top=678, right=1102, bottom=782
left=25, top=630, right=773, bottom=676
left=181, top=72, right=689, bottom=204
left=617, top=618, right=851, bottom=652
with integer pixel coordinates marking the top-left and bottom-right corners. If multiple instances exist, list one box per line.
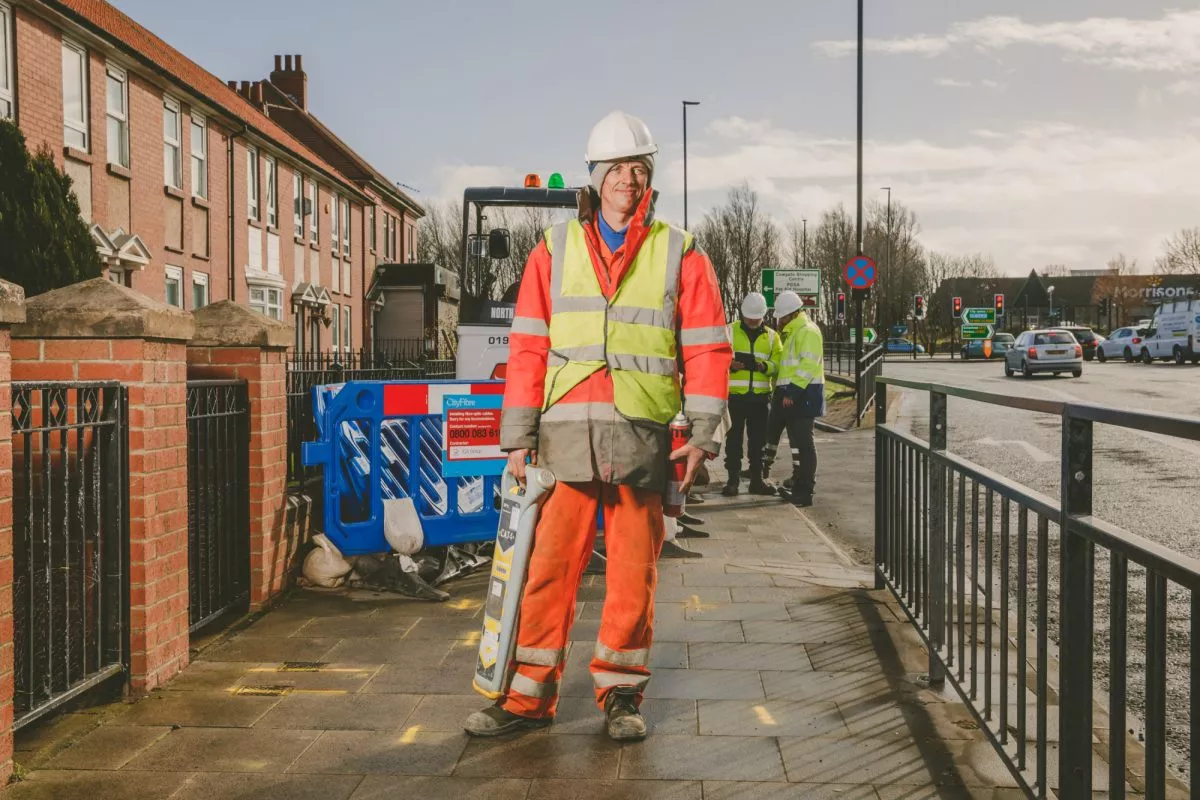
left=269, top=53, right=308, bottom=110
left=251, top=81, right=264, bottom=108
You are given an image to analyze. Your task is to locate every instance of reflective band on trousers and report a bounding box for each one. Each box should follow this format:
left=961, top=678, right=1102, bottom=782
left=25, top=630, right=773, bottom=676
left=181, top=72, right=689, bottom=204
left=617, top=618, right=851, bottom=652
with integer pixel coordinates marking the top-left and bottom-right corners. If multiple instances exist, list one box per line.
left=515, top=646, right=565, bottom=667
left=592, top=671, right=652, bottom=690
left=510, top=672, right=557, bottom=699
left=541, top=218, right=691, bottom=425
left=594, top=641, right=650, bottom=668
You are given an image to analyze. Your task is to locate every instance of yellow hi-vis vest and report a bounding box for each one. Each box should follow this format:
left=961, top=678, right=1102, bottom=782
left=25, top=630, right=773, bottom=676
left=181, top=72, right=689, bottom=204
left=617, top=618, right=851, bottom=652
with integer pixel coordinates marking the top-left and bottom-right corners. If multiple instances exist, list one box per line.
left=729, top=320, right=780, bottom=396
left=542, top=219, right=690, bottom=425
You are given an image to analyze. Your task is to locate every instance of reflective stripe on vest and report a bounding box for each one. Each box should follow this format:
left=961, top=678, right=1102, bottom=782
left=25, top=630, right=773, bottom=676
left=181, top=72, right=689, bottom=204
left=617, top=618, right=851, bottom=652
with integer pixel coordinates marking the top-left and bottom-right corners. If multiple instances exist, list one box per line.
left=542, top=219, right=689, bottom=425
left=729, top=321, right=778, bottom=396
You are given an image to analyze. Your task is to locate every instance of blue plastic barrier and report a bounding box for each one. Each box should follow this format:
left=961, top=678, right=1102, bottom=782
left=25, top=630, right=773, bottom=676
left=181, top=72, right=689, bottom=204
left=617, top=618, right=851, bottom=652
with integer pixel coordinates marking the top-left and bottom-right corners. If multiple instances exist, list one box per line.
left=302, top=380, right=506, bottom=556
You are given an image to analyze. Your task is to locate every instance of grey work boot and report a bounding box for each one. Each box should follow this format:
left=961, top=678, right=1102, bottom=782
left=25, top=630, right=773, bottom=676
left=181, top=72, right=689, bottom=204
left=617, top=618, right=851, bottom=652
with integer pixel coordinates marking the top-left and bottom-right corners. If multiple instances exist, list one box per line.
left=463, top=704, right=553, bottom=737
left=604, top=687, right=648, bottom=742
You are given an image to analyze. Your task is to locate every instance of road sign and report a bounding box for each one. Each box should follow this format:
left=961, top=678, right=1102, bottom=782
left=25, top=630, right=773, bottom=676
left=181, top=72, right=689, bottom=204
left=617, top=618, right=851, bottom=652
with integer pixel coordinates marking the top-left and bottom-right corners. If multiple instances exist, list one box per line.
left=960, top=324, right=994, bottom=340
left=963, top=307, right=997, bottom=325
left=843, top=256, right=877, bottom=290
left=891, top=324, right=908, bottom=336
left=850, top=327, right=878, bottom=345
left=762, top=269, right=821, bottom=309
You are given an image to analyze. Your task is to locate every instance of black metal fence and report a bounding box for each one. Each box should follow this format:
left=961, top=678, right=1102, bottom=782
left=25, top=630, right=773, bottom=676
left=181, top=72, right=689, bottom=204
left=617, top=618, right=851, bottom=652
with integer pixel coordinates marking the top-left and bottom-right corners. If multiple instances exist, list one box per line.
left=186, top=380, right=250, bottom=633
left=286, top=350, right=456, bottom=485
left=12, top=382, right=128, bottom=730
left=824, top=341, right=857, bottom=378
left=874, top=376, right=1200, bottom=797
left=856, top=345, right=885, bottom=423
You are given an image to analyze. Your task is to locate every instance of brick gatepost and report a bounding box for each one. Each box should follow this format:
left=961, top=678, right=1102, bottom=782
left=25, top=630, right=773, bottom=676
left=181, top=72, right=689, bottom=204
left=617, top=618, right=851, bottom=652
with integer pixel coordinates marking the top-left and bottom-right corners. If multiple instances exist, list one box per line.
left=0, top=281, right=26, bottom=783
left=12, top=278, right=194, bottom=695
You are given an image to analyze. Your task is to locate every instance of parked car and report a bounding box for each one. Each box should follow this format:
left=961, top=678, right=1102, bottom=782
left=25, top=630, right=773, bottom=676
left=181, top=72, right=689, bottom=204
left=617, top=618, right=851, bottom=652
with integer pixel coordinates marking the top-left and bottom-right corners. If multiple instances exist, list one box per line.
left=885, top=338, right=925, bottom=354
left=1005, top=329, right=1083, bottom=378
left=1056, top=326, right=1102, bottom=361
left=961, top=333, right=1016, bottom=360
left=1097, top=326, right=1151, bottom=362
left=1137, top=300, right=1200, bottom=365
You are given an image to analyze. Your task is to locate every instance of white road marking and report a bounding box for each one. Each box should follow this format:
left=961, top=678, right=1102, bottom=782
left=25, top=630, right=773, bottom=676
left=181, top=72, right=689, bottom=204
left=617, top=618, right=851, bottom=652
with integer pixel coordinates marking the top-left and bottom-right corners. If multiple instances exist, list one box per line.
left=974, top=437, right=1055, bottom=463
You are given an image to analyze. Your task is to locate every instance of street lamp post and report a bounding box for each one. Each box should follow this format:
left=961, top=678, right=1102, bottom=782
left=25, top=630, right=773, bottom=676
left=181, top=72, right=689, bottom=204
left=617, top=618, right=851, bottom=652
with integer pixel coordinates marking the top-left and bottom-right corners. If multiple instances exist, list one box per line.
left=881, top=186, right=892, bottom=327
left=802, top=218, right=808, bottom=266
left=682, top=100, right=700, bottom=230
left=1047, top=285, right=1056, bottom=324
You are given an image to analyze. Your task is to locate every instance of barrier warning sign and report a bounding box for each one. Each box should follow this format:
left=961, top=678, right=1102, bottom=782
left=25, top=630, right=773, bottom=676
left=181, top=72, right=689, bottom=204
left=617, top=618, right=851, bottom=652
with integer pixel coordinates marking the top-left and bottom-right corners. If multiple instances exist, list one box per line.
left=442, top=394, right=506, bottom=477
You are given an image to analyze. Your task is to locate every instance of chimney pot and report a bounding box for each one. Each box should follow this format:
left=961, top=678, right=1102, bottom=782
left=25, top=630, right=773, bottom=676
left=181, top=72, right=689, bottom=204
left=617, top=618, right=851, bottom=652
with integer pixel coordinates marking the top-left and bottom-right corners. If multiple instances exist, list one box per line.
left=284, top=55, right=293, bottom=70
left=295, top=54, right=303, bottom=71
left=226, top=79, right=237, bottom=91
left=274, top=55, right=282, bottom=71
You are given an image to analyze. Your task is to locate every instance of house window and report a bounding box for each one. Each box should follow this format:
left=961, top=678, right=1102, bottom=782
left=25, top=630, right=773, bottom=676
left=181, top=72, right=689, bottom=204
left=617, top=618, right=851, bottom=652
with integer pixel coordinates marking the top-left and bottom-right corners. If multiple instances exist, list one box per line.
left=164, top=266, right=183, bottom=308
left=246, top=145, right=260, bottom=221
left=342, top=305, right=351, bottom=353
left=192, top=272, right=209, bottom=309
left=105, top=64, right=129, bottom=167
left=265, top=156, right=278, bottom=228
left=163, top=96, right=182, bottom=188
left=341, top=198, right=350, bottom=257
left=390, top=217, right=398, bottom=261
left=0, top=2, right=13, bottom=120
left=369, top=206, right=376, bottom=251
left=308, top=182, right=318, bottom=241
left=249, top=286, right=282, bottom=320
left=406, top=226, right=414, bottom=262
left=293, top=173, right=303, bottom=237
left=330, top=193, right=340, bottom=254
left=190, top=112, right=207, bottom=198
left=62, top=39, right=89, bottom=150
left=331, top=305, right=340, bottom=352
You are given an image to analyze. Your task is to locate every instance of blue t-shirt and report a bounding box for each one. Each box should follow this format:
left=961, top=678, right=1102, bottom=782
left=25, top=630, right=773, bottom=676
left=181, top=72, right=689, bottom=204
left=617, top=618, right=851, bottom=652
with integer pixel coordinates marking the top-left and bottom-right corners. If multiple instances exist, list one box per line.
left=597, top=213, right=627, bottom=254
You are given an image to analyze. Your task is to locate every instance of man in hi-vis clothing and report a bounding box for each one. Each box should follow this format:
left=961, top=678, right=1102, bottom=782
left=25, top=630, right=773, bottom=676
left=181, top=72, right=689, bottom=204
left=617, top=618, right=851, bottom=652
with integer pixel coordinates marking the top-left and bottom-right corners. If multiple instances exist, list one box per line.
left=722, top=292, right=782, bottom=497
left=769, top=290, right=825, bottom=507
left=464, top=110, right=731, bottom=741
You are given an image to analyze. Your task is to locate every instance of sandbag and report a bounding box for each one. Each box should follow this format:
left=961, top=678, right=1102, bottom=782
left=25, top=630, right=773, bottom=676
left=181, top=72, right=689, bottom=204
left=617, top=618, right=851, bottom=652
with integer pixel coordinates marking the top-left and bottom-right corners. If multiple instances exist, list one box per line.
left=302, top=533, right=352, bottom=587
left=383, top=498, right=424, bottom=555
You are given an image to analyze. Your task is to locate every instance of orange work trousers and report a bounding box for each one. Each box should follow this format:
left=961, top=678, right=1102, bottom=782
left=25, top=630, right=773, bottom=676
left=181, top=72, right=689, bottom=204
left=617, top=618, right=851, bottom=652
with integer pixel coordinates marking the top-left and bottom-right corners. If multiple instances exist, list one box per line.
left=499, top=479, right=666, bottom=719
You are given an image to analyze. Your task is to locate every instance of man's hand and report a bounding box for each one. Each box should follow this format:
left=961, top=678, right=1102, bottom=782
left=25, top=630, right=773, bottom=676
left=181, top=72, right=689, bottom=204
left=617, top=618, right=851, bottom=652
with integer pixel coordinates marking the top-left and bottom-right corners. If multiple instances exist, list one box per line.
left=507, top=448, right=537, bottom=486
left=669, top=443, right=709, bottom=495
left=730, top=360, right=745, bottom=372
left=781, top=396, right=794, bottom=408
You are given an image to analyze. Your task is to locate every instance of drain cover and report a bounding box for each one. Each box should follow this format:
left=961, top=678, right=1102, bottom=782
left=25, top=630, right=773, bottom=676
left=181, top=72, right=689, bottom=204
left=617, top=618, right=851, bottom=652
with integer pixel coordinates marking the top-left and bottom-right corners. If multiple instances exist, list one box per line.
left=235, top=685, right=292, bottom=696
left=279, top=662, right=326, bottom=672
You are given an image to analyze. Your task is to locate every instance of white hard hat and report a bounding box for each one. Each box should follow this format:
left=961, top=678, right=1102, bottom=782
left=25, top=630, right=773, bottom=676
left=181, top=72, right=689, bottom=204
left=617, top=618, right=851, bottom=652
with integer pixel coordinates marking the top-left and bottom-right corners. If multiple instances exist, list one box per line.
left=741, top=292, right=768, bottom=319
left=774, top=291, right=804, bottom=318
left=586, top=110, right=659, bottom=164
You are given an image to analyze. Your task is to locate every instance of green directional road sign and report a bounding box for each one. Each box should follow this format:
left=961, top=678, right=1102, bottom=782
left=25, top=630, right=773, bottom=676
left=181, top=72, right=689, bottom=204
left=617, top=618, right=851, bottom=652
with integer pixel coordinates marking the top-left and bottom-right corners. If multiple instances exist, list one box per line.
left=960, top=324, right=994, bottom=340
left=762, top=269, right=821, bottom=309
left=963, top=307, right=997, bottom=325
left=850, top=328, right=878, bottom=345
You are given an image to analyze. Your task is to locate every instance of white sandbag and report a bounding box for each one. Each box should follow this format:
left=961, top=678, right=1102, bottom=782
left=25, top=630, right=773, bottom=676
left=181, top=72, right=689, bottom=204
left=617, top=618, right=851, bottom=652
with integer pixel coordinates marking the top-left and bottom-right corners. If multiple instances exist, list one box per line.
left=383, top=498, right=424, bottom=556
left=302, top=533, right=352, bottom=587
left=664, top=513, right=678, bottom=543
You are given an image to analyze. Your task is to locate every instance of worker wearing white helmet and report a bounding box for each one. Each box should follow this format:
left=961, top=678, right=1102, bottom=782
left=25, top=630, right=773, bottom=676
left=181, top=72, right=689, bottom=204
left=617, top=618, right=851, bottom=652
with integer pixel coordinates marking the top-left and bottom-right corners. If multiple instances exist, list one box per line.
left=764, top=291, right=825, bottom=507
left=722, top=291, right=783, bottom=496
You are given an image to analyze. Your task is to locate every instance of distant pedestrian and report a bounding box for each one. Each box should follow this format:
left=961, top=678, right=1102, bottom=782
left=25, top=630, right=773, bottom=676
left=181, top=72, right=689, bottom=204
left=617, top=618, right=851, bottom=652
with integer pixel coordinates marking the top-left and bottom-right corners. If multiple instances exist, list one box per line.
left=769, top=291, right=825, bottom=507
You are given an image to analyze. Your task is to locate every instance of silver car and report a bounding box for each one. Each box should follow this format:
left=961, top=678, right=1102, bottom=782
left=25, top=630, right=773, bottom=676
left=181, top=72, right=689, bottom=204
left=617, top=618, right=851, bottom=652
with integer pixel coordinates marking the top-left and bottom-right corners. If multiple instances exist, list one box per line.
left=1005, top=329, right=1083, bottom=378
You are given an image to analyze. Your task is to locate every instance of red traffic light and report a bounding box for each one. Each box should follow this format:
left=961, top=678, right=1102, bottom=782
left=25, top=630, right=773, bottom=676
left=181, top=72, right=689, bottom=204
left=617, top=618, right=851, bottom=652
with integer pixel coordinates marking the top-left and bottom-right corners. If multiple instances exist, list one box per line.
left=914, top=294, right=926, bottom=318
left=952, top=296, right=963, bottom=317
left=835, top=291, right=847, bottom=320
left=994, top=293, right=1005, bottom=316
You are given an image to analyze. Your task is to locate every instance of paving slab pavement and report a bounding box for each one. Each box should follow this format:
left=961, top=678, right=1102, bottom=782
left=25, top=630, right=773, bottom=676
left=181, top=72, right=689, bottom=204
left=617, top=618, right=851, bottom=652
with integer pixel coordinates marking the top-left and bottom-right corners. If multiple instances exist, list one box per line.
left=5, top=455, right=1024, bottom=799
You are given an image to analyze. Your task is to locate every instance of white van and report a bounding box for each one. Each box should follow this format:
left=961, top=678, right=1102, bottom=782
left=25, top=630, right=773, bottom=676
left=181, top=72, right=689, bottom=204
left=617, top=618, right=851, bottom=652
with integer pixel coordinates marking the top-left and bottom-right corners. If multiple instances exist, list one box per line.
left=1139, top=299, right=1200, bottom=365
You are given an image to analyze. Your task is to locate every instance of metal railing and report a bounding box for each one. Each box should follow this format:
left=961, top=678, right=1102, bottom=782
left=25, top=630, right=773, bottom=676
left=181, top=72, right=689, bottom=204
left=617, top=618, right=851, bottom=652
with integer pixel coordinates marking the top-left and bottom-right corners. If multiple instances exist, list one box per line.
left=286, top=350, right=456, bottom=485
left=825, top=341, right=857, bottom=378
left=874, top=376, right=1200, bottom=797
left=12, top=382, right=128, bottom=730
left=186, top=380, right=250, bottom=633
left=855, top=345, right=885, bottom=423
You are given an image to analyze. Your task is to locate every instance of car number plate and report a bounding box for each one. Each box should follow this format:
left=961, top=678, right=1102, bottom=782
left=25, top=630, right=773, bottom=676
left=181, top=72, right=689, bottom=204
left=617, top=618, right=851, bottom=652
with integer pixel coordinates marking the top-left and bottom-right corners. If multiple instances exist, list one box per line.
left=1048, top=349, right=1065, bottom=355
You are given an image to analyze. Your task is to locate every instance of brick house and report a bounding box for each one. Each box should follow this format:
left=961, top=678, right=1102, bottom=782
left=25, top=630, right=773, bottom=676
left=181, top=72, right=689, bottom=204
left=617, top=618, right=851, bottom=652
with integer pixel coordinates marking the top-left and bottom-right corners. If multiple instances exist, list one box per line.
left=230, top=55, right=430, bottom=355
left=0, top=0, right=423, bottom=353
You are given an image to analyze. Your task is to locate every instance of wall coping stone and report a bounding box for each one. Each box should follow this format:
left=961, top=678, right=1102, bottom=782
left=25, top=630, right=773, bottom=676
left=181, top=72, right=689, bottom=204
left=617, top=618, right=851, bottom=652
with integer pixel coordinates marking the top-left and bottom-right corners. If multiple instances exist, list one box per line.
left=190, top=300, right=291, bottom=349
left=14, top=277, right=194, bottom=341
left=0, top=279, right=26, bottom=326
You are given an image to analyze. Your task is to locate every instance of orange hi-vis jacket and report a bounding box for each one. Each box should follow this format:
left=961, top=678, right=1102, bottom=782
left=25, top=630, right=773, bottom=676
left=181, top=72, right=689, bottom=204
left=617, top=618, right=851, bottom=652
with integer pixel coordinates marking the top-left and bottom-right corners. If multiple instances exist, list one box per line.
left=499, top=187, right=732, bottom=490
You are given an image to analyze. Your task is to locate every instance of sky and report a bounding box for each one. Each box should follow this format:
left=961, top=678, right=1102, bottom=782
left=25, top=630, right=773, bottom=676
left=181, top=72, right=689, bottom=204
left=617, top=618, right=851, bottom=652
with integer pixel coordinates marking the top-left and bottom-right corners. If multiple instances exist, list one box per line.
left=111, top=0, right=1200, bottom=276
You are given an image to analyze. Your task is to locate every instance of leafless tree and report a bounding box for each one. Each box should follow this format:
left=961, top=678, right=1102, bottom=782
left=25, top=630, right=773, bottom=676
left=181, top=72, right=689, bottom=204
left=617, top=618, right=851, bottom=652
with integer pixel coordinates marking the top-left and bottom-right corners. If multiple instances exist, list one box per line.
left=1155, top=227, right=1200, bottom=275
left=416, top=199, right=463, bottom=272
left=694, top=182, right=781, bottom=320
left=1093, top=252, right=1142, bottom=328
left=807, top=205, right=857, bottom=323
left=1040, top=263, right=1071, bottom=278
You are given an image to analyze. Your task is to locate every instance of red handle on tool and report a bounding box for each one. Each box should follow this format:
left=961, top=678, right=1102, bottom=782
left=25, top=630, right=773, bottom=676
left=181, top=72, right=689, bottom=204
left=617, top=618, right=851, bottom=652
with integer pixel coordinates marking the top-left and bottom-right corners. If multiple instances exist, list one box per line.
left=664, top=412, right=690, bottom=518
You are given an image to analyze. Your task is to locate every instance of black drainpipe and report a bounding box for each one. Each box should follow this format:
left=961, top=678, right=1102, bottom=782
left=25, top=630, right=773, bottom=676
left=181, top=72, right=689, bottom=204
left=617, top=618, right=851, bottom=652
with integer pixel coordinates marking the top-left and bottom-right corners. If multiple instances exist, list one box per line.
left=228, top=124, right=249, bottom=303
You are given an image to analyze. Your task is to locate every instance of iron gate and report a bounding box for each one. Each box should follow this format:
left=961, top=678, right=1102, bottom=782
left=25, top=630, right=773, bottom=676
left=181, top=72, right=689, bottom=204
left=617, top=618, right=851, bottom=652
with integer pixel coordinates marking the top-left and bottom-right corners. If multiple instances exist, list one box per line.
left=12, top=382, right=129, bottom=730
left=186, top=380, right=250, bottom=633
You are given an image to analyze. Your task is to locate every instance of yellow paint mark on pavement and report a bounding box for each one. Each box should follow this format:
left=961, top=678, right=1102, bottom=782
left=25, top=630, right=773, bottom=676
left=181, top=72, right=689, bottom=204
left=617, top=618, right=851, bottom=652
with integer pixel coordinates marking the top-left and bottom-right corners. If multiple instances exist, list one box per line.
left=683, top=594, right=718, bottom=613
left=449, top=598, right=482, bottom=612
left=290, top=689, right=349, bottom=696
left=398, top=725, right=422, bottom=744
left=754, top=705, right=777, bottom=726
left=462, top=630, right=481, bottom=647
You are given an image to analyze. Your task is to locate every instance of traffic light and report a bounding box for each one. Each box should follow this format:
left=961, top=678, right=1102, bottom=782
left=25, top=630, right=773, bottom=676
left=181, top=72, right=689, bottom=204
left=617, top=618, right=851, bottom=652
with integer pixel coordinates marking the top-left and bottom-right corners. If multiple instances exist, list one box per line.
left=1098, top=297, right=1110, bottom=315
left=952, top=296, right=963, bottom=318
left=836, top=291, right=847, bottom=321
left=994, top=293, right=1005, bottom=317
left=914, top=294, right=926, bottom=320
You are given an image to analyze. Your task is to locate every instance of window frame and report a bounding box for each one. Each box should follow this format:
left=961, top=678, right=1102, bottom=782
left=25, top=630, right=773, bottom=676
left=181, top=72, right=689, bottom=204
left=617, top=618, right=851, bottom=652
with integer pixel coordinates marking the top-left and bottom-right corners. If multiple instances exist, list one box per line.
left=246, top=145, right=260, bottom=222
left=265, top=155, right=278, bottom=228
left=331, top=304, right=341, bottom=351
left=342, top=304, right=351, bottom=353
left=190, top=111, right=207, bottom=199
left=191, top=271, right=209, bottom=310
left=309, top=182, right=319, bottom=242
left=62, top=38, right=89, bottom=150
left=293, top=172, right=303, bottom=237
left=164, top=265, right=183, bottom=308
left=331, top=193, right=340, bottom=255
left=248, top=285, right=283, bottom=320
left=0, top=1, right=13, bottom=121
left=341, top=198, right=350, bottom=257
left=162, top=95, right=183, bottom=189
left=369, top=206, right=376, bottom=252
left=104, top=62, right=129, bottom=168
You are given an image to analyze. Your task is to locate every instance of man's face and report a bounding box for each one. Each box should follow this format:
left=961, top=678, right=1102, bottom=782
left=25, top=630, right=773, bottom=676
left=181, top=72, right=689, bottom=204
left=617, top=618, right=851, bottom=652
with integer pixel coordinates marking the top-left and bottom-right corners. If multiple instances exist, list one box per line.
left=600, top=160, right=649, bottom=217
left=743, top=316, right=763, bottom=329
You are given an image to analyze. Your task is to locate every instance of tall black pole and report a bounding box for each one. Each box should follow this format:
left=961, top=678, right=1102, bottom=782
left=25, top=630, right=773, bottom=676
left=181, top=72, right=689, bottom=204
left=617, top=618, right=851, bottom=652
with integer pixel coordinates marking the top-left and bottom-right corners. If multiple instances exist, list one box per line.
left=683, top=103, right=688, bottom=230
left=802, top=218, right=808, bottom=266
left=854, top=0, right=865, bottom=386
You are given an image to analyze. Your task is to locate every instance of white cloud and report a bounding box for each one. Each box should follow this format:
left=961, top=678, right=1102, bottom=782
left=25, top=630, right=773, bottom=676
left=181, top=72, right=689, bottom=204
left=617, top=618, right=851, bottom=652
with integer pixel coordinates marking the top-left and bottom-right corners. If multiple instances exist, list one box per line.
left=656, top=116, right=1200, bottom=274
left=935, top=77, right=972, bottom=88
left=431, top=163, right=523, bottom=201
left=814, top=10, right=1200, bottom=72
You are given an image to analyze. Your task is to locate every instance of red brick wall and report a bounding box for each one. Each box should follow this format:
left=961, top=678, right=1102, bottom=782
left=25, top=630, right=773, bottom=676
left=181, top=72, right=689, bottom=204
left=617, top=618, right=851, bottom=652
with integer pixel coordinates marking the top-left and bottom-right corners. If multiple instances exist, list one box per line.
left=12, top=337, right=191, bottom=693
left=12, top=8, right=63, bottom=165
left=0, top=329, right=14, bottom=784
left=187, top=347, right=290, bottom=607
